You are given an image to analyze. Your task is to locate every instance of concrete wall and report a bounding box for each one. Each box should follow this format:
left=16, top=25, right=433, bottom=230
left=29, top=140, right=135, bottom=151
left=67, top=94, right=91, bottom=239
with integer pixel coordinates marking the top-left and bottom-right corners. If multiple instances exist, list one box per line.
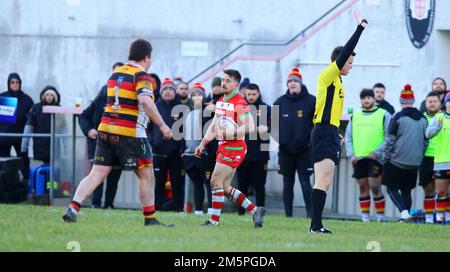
left=1, top=0, right=448, bottom=107
left=0, top=0, right=342, bottom=105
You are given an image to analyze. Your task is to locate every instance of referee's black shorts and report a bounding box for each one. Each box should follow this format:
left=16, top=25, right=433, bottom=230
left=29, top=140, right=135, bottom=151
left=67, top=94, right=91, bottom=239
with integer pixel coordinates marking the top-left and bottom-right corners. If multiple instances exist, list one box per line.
left=310, top=123, right=340, bottom=165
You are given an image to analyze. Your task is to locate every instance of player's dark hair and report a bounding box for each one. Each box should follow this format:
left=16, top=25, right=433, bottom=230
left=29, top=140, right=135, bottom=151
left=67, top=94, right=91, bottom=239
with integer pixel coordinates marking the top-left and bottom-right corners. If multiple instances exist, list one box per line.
left=112, top=62, right=124, bottom=70
left=373, top=83, right=385, bottom=89
left=360, top=88, right=374, bottom=99
left=223, top=69, right=241, bottom=84
left=426, top=90, right=441, bottom=99
left=246, top=83, right=260, bottom=93
left=128, top=39, right=152, bottom=62
left=331, top=46, right=355, bottom=62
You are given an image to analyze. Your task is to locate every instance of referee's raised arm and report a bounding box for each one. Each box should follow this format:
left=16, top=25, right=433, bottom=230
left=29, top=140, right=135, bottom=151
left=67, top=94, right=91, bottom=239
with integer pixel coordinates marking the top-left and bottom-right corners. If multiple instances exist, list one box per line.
left=336, top=11, right=368, bottom=70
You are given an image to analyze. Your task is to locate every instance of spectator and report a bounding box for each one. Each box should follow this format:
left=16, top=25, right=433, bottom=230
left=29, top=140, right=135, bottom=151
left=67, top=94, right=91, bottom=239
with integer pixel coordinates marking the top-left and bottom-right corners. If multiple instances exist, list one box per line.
left=182, top=82, right=213, bottom=215
left=149, top=73, right=161, bottom=102
left=78, top=62, right=124, bottom=209
left=274, top=68, right=315, bottom=218
left=419, top=77, right=447, bottom=113
left=176, top=80, right=192, bottom=108
left=0, top=73, right=34, bottom=181
left=345, top=89, right=390, bottom=222
left=425, top=91, right=450, bottom=224
left=373, top=83, right=395, bottom=115
left=204, top=77, right=223, bottom=171
left=148, top=77, right=185, bottom=212
left=419, top=91, right=442, bottom=223
left=239, top=77, right=250, bottom=97
left=382, top=84, right=428, bottom=222
left=236, top=83, right=271, bottom=215
left=21, top=86, right=61, bottom=164
left=206, top=77, right=223, bottom=105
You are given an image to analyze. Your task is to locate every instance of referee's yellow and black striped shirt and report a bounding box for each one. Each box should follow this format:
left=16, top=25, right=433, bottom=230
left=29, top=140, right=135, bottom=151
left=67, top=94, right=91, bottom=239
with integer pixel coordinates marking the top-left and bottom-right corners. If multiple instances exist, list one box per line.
left=97, top=63, right=154, bottom=138
left=313, top=61, right=344, bottom=128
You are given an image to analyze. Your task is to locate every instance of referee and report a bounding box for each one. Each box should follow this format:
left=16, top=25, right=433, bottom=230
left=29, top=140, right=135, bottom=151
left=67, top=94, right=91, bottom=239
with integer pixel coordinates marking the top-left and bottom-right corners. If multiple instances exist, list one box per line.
left=309, top=11, right=368, bottom=234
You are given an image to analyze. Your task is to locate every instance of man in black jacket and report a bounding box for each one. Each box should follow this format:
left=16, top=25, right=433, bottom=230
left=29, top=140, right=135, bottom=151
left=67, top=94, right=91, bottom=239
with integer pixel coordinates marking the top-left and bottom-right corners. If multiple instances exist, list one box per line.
left=373, top=83, right=395, bottom=115
left=274, top=68, right=316, bottom=218
left=236, top=83, right=271, bottom=215
left=419, top=77, right=447, bottom=113
left=0, top=73, right=34, bottom=180
left=78, top=62, right=123, bottom=209
left=148, top=77, right=185, bottom=212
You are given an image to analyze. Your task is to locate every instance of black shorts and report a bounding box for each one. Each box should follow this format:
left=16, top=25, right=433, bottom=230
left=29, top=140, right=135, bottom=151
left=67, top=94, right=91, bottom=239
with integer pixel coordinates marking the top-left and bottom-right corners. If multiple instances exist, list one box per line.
left=352, top=159, right=383, bottom=179
left=419, top=156, right=435, bottom=187
left=435, top=169, right=450, bottom=179
left=93, top=131, right=153, bottom=171
left=382, top=162, right=418, bottom=190
left=278, top=150, right=314, bottom=176
left=182, top=153, right=214, bottom=174
left=310, top=124, right=340, bottom=165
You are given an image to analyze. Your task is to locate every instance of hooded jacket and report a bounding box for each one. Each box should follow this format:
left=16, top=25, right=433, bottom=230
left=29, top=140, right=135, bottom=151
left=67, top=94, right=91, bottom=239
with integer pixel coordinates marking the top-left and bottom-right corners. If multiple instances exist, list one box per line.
left=273, top=85, right=316, bottom=154
left=21, top=86, right=61, bottom=161
left=147, top=95, right=185, bottom=156
left=245, top=95, right=271, bottom=162
left=0, top=73, right=34, bottom=144
left=382, top=107, right=428, bottom=169
left=377, top=99, right=395, bottom=115
left=78, top=85, right=108, bottom=159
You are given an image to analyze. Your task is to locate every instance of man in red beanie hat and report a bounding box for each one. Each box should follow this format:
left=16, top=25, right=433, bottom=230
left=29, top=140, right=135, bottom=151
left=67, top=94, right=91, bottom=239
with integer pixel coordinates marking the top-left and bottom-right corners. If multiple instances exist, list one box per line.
left=149, top=77, right=185, bottom=213
left=274, top=67, right=316, bottom=218
left=382, top=84, right=428, bottom=222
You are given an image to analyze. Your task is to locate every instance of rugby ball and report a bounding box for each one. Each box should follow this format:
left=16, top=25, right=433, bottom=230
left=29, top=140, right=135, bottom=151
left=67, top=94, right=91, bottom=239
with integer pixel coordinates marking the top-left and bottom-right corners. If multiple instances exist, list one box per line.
left=216, top=116, right=237, bottom=134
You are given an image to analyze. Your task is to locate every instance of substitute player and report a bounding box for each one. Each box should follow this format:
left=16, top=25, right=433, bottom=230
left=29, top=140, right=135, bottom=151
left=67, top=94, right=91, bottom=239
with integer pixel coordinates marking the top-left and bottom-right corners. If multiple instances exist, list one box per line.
left=310, top=11, right=368, bottom=233
left=420, top=91, right=441, bottom=223
left=345, top=89, right=390, bottom=222
left=63, top=39, right=174, bottom=227
left=426, top=92, right=450, bottom=224
left=194, top=69, right=266, bottom=228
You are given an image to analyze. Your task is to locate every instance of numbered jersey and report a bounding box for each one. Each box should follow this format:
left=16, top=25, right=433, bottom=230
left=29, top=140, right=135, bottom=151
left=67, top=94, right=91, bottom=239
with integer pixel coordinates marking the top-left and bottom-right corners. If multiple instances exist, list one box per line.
left=215, top=90, right=250, bottom=144
left=98, top=63, right=154, bottom=138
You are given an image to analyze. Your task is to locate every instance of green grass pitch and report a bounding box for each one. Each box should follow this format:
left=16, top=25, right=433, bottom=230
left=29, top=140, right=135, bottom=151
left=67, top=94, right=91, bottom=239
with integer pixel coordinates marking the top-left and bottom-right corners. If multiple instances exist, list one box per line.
left=1, top=204, right=450, bottom=252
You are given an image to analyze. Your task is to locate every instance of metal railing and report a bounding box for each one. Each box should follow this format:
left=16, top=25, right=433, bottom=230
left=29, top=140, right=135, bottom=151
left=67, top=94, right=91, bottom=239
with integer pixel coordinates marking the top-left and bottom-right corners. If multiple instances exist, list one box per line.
left=187, top=0, right=357, bottom=84
left=0, top=113, right=83, bottom=205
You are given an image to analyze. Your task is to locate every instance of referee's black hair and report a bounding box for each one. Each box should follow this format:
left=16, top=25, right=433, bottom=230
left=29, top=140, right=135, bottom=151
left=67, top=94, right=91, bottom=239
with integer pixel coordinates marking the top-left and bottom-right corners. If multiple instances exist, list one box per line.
left=331, top=46, right=356, bottom=62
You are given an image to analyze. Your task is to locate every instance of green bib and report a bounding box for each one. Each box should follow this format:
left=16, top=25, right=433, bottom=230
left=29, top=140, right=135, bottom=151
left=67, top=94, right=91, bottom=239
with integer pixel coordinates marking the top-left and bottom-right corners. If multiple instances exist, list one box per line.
left=434, top=112, right=450, bottom=163
left=352, top=108, right=386, bottom=157
left=424, top=112, right=438, bottom=157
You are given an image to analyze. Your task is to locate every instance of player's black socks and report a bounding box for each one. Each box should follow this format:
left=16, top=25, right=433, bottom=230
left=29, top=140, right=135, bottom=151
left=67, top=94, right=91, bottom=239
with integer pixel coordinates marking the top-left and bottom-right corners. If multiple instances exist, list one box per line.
left=311, top=189, right=327, bottom=230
